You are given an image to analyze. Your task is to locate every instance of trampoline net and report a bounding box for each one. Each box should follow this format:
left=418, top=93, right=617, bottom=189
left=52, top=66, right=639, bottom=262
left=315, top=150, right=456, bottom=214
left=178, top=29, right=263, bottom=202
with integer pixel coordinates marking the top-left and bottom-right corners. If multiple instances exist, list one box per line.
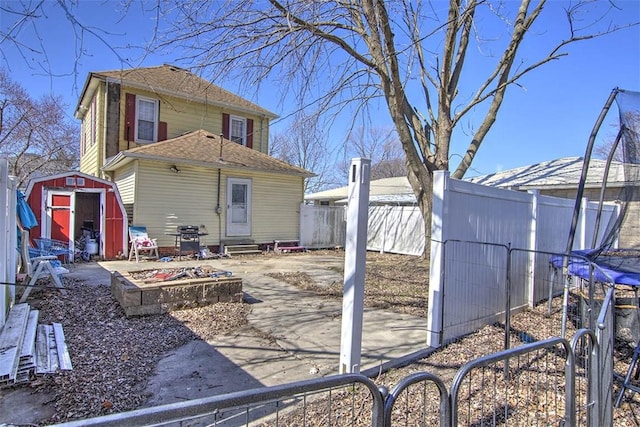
left=590, top=89, right=640, bottom=272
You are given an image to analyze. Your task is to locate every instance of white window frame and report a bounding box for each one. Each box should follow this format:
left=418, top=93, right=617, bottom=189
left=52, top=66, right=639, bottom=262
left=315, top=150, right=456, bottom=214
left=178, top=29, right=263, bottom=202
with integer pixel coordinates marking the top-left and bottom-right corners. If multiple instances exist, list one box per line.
left=230, top=115, right=247, bottom=146
left=135, top=96, right=158, bottom=143
left=226, top=177, right=252, bottom=236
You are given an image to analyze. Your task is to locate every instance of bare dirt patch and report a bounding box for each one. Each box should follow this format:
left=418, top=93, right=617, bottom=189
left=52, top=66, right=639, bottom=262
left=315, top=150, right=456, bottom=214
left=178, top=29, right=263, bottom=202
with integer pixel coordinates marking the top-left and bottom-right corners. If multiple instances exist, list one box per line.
left=267, top=252, right=430, bottom=317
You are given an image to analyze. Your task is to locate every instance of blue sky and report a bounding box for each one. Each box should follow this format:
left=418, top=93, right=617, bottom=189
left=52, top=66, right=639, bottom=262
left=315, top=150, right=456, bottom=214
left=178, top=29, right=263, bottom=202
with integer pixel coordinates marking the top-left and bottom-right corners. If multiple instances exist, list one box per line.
left=1, top=0, right=639, bottom=179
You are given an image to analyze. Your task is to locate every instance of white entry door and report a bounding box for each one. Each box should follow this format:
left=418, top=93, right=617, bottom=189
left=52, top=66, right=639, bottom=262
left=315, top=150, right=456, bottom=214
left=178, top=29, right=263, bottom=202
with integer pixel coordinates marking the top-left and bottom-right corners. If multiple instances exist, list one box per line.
left=226, top=178, right=252, bottom=236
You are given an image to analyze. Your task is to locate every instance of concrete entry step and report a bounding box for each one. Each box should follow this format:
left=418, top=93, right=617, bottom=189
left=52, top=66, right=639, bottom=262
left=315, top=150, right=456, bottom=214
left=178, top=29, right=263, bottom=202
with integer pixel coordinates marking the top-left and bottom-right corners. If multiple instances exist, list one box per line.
left=224, top=244, right=262, bottom=256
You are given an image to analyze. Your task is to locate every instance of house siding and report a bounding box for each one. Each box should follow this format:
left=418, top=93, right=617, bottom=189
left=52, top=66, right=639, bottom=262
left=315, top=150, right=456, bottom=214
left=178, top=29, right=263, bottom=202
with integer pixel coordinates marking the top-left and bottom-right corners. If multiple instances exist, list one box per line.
left=113, top=163, right=137, bottom=205
left=129, top=161, right=303, bottom=250
left=133, top=161, right=219, bottom=249
left=79, top=83, right=106, bottom=177
left=112, top=162, right=137, bottom=225
left=117, top=87, right=270, bottom=154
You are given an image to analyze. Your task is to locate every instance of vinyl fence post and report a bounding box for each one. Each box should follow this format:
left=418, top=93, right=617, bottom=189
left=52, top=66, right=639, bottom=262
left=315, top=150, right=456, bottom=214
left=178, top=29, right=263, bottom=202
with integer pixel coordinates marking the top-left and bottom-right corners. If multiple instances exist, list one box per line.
left=340, top=158, right=370, bottom=374
left=427, top=170, right=449, bottom=347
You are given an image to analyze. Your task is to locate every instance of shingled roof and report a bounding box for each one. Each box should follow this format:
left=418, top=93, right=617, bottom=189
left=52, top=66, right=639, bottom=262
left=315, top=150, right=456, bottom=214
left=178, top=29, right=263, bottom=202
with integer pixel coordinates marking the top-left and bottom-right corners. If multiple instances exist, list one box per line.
left=76, top=64, right=277, bottom=118
left=467, top=157, right=640, bottom=189
left=102, top=129, right=313, bottom=177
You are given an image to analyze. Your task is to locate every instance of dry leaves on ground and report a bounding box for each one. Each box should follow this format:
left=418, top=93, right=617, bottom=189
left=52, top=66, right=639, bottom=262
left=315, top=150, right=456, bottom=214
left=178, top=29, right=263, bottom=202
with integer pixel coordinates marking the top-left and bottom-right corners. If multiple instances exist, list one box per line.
left=26, top=280, right=250, bottom=424
left=266, top=252, right=640, bottom=426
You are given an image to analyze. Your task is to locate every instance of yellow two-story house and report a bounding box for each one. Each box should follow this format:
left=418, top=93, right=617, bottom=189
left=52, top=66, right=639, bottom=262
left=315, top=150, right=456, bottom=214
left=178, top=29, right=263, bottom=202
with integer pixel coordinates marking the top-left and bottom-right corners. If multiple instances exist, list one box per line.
left=75, top=64, right=313, bottom=255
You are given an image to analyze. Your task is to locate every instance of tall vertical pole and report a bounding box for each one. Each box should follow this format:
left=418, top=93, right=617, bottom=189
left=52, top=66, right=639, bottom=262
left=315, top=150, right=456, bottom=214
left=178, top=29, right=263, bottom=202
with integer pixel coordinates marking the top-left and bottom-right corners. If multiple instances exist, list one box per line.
left=561, top=87, right=619, bottom=338
left=339, top=158, right=371, bottom=374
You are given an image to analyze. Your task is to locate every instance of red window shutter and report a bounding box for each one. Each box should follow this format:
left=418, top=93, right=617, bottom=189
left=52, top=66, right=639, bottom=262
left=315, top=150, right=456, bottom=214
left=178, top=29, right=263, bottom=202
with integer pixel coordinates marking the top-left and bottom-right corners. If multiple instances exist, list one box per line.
left=125, top=93, right=136, bottom=141
left=222, top=113, right=230, bottom=139
left=246, top=119, right=253, bottom=149
left=158, top=121, right=168, bottom=141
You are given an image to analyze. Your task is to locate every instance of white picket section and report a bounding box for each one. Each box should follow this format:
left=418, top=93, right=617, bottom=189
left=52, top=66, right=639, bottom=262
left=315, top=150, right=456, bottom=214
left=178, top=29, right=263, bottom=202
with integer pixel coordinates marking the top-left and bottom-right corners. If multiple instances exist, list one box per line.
left=367, top=205, right=424, bottom=256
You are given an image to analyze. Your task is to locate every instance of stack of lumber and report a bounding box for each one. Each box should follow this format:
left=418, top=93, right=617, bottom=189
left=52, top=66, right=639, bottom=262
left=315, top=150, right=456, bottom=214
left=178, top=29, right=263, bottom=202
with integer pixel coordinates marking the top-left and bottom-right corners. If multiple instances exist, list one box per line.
left=0, top=303, right=72, bottom=387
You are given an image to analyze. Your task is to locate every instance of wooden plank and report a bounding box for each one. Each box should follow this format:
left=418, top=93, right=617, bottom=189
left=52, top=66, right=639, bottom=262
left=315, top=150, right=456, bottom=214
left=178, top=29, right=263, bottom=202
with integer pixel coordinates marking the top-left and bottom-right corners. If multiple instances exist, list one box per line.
left=0, top=303, right=30, bottom=380
left=52, top=323, right=72, bottom=370
left=48, top=326, right=60, bottom=373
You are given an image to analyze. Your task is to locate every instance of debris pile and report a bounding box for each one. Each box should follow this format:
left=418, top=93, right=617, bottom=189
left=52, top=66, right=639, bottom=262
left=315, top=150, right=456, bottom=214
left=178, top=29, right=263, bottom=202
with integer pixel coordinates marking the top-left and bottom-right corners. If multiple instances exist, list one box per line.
left=0, top=303, right=72, bottom=388
left=131, top=266, right=233, bottom=283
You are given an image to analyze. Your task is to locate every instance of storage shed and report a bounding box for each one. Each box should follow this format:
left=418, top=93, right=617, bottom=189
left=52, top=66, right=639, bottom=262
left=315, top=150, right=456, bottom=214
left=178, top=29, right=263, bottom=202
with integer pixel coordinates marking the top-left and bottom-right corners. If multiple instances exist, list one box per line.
left=25, top=172, right=128, bottom=260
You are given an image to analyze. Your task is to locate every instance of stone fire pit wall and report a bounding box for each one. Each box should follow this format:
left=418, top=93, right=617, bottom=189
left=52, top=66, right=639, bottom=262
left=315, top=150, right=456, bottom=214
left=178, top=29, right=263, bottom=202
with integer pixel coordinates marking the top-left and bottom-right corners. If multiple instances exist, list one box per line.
left=111, top=268, right=243, bottom=317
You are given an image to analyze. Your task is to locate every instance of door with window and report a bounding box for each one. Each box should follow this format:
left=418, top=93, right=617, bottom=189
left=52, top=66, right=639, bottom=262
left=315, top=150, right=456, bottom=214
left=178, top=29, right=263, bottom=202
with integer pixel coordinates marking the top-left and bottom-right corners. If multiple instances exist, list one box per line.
left=226, top=178, right=252, bottom=236
left=47, top=191, right=74, bottom=242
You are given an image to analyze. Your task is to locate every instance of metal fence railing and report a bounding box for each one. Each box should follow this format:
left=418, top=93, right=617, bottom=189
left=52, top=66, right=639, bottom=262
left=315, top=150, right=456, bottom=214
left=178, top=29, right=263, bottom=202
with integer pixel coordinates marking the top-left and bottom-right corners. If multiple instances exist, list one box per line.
left=53, top=332, right=618, bottom=426
left=55, top=374, right=384, bottom=426
left=50, top=239, right=622, bottom=427
left=450, top=337, right=575, bottom=426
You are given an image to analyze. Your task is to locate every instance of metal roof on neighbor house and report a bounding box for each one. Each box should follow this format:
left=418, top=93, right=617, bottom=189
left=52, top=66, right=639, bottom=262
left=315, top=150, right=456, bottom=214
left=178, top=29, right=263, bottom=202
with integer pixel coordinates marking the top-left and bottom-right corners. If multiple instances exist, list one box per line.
left=466, top=157, right=639, bottom=190
left=76, top=64, right=277, bottom=119
left=102, top=129, right=314, bottom=177
left=305, top=176, right=414, bottom=202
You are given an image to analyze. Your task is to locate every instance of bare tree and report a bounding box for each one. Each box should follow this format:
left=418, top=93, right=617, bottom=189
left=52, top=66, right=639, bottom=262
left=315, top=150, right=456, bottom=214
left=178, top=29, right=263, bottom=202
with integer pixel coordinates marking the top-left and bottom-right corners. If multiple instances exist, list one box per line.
left=145, top=0, right=635, bottom=255
left=3, top=1, right=635, bottom=255
left=0, top=69, right=78, bottom=187
left=341, top=127, right=406, bottom=180
left=270, top=111, right=337, bottom=193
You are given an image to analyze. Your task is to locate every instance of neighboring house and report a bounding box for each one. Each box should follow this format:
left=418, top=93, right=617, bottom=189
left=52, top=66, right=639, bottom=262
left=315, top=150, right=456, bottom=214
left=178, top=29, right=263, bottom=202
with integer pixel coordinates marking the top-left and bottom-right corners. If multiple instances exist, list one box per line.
left=74, top=65, right=313, bottom=255
left=305, top=176, right=415, bottom=206
left=467, top=156, right=640, bottom=248
left=305, top=176, right=423, bottom=255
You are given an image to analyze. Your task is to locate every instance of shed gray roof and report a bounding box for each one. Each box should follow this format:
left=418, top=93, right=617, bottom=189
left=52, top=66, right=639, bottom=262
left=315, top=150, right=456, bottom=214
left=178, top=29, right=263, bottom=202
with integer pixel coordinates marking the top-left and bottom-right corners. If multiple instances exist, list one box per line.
left=467, top=157, right=639, bottom=190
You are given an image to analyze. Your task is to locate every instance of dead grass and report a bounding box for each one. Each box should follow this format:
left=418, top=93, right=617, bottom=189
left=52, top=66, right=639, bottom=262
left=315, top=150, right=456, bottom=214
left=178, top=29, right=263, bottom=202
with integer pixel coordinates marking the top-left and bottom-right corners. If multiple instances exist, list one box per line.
left=267, top=252, right=430, bottom=318
left=266, top=250, right=640, bottom=426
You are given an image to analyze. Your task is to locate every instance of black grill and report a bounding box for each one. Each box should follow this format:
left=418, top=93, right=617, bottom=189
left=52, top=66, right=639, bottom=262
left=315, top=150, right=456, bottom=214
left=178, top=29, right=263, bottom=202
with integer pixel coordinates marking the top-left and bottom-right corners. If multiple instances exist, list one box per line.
left=177, top=225, right=200, bottom=255
left=177, top=225, right=199, bottom=236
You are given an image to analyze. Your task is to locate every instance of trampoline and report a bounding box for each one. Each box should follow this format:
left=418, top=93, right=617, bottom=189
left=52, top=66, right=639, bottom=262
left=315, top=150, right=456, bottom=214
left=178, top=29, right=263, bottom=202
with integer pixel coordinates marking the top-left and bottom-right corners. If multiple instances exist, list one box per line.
left=551, top=249, right=640, bottom=287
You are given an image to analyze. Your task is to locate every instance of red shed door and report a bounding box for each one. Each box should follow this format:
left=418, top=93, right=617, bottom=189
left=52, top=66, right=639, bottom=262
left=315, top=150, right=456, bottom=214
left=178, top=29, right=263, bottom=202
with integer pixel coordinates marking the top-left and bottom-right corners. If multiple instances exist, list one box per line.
left=48, top=192, right=73, bottom=242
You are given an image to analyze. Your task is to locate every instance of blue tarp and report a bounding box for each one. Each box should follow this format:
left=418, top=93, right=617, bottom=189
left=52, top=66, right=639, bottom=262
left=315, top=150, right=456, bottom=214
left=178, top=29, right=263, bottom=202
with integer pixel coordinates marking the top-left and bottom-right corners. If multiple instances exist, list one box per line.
left=16, top=189, right=37, bottom=229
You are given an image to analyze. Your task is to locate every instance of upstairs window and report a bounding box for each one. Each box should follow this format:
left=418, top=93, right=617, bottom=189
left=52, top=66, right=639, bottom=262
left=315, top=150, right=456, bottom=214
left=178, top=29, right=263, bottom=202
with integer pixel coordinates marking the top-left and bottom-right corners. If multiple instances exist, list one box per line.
left=136, top=97, right=158, bottom=143
left=222, top=113, right=253, bottom=149
left=230, top=116, right=247, bottom=145
left=125, top=93, right=167, bottom=143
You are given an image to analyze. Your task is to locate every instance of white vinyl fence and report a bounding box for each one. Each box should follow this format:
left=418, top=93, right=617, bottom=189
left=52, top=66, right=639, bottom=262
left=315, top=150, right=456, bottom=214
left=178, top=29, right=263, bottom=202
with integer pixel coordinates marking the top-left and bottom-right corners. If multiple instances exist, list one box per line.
left=299, top=204, right=346, bottom=249
left=367, top=205, right=424, bottom=256
left=0, top=158, right=18, bottom=327
left=300, top=203, right=425, bottom=255
left=427, top=171, right=618, bottom=346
